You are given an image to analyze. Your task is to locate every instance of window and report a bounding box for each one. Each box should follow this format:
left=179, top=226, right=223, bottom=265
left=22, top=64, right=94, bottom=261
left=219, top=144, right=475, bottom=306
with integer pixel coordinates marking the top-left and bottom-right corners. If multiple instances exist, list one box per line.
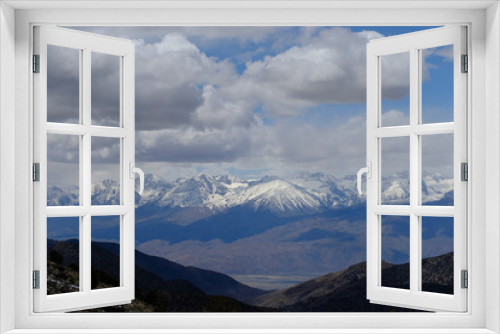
left=364, top=26, right=467, bottom=312
left=1, top=2, right=498, bottom=333
left=33, top=26, right=140, bottom=312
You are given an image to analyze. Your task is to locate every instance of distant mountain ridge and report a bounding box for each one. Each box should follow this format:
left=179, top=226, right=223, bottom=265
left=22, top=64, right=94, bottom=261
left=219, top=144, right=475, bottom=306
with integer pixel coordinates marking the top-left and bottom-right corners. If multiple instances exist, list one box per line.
left=47, top=171, right=454, bottom=278
left=48, top=171, right=453, bottom=214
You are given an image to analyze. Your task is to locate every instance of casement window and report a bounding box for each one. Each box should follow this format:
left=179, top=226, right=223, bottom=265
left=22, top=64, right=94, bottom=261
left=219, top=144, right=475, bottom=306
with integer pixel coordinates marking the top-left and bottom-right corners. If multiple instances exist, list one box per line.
left=33, top=26, right=143, bottom=312
left=361, top=26, right=468, bottom=312
left=1, top=1, right=499, bottom=333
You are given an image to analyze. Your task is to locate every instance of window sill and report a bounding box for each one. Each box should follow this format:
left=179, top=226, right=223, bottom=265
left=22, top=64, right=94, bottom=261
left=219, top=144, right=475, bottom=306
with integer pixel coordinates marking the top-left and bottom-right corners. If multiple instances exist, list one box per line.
left=4, top=329, right=498, bottom=334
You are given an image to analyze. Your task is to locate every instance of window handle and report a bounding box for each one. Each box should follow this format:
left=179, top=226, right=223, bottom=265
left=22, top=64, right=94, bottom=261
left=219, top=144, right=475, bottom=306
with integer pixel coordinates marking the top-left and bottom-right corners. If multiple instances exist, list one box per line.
left=129, top=162, right=145, bottom=195
left=357, top=162, right=372, bottom=196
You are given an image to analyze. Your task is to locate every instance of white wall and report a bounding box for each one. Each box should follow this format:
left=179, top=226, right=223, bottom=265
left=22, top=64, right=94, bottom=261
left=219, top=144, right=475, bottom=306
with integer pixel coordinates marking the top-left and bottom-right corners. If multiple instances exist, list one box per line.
left=0, top=2, right=16, bottom=333
left=486, top=2, right=500, bottom=333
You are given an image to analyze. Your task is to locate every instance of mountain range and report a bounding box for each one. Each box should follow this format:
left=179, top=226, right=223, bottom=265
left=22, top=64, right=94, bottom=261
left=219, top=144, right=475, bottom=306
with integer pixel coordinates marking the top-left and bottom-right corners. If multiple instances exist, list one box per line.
left=47, top=171, right=454, bottom=282
left=49, top=171, right=453, bottom=213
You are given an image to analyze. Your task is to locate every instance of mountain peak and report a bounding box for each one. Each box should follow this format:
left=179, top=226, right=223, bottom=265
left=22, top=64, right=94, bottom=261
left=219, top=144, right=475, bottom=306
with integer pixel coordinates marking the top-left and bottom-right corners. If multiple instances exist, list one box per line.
left=48, top=171, right=453, bottom=214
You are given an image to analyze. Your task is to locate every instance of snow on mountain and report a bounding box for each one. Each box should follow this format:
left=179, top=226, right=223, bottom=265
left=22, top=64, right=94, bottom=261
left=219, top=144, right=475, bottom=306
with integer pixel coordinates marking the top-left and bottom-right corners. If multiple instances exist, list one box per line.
left=47, top=186, right=79, bottom=206
left=226, top=179, right=324, bottom=215
left=290, top=172, right=354, bottom=207
left=422, top=173, right=454, bottom=202
left=381, top=174, right=410, bottom=204
left=47, top=171, right=453, bottom=215
left=154, top=174, right=240, bottom=209
left=91, top=179, right=120, bottom=205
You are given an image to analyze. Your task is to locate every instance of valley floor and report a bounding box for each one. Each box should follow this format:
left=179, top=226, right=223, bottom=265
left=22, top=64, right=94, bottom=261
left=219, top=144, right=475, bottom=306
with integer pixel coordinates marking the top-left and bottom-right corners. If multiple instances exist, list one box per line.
left=229, top=274, right=320, bottom=291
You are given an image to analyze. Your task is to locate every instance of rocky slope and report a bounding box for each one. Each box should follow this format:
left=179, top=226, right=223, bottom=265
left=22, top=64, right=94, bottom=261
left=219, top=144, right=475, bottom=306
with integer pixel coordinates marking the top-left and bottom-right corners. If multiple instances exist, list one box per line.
left=252, top=252, right=453, bottom=311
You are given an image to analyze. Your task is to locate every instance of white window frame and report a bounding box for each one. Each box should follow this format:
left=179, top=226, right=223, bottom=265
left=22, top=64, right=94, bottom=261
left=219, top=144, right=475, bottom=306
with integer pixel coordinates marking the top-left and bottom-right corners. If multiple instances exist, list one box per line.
left=365, top=26, right=468, bottom=312
left=0, top=1, right=499, bottom=333
left=33, top=26, right=136, bottom=313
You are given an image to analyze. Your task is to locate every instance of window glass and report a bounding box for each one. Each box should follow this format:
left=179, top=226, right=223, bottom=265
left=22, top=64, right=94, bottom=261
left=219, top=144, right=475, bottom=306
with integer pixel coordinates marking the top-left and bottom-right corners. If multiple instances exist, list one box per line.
left=381, top=215, right=410, bottom=290
left=381, top=52, right=410, bottom=127
left=47, top=217, right=80, bottom=295
left=91, top=137, right=121, bottom=205
left=91, top=215, right=121, bottom=290
left=47, top=45, right=80, bottom=124
left=381, top=137, right=410, bottom=205
left=47, top=134, right=80, bottom=206
left=421, top=134, right=454, bottom=206
left=421, top=216, right=454, bottom=295
left=91, top=52, right=121, bottom=127
left=421, top=45, right=454, bottom=124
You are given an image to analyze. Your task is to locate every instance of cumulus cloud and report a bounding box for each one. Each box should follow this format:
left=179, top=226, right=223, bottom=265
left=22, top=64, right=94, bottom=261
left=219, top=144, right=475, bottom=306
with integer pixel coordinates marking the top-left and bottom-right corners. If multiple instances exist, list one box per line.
left=134, top=34, right=237, bottom=130
left=221, top=27, right=408, bottom=116
left=47, top=45, right=80, bottom=124
left=49, top=32, right=238, bottom=129
left=381, top=109, right=410, bottom=127
left=91, top=137, right=121, bottom=163
left=136, top=126, right=254, bottom=164
left=48, top=27, right=455, bottom=181
left=191, top=85, right=259, bottom=130
left=134, top=112, right=368, bottom=177
left=91, top=52, right=121, bottom=126
left=380, top=52, right=410, bottom=101
left=47, top=133, right=80, bottom=163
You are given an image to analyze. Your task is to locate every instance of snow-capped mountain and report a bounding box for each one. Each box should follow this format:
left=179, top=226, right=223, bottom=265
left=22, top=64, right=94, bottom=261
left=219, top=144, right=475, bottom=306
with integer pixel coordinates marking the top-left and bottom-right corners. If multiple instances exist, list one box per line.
left=142, top=172, right=361, bottom=214
left=47, top=171, right=453, bottom=215
left=225, top=179, right=325, bottom=215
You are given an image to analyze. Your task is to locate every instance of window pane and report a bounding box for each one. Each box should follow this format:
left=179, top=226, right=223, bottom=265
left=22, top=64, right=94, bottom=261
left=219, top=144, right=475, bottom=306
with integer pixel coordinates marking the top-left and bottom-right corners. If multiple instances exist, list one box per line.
left=91, top=215, right=121, bottom=290
left=47, top=217, right=80, bottom=295
left=47, top=45, right=80, bottom=124
left=421, top=217, right=454, bottom=295
left=421, top=45, right=454, bottom=124
left=421, top=134, right=454, bottom=206
left=47, top=134, right=79, bottom=206
left=92, top=52, right=120, bottom=127
left=91, top=137, right=120, bottom=205
left=381, top=215, right=410, bottom=290
left=381, top=137, right=410, bottom=205
left=381, top=52, right=410, bottom=127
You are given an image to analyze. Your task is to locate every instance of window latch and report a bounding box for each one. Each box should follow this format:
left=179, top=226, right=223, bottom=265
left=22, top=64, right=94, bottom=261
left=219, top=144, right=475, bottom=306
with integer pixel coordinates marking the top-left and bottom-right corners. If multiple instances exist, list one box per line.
left=129, top=162, right=145, bottom=195
left=357, top=162, right=372, bottom=196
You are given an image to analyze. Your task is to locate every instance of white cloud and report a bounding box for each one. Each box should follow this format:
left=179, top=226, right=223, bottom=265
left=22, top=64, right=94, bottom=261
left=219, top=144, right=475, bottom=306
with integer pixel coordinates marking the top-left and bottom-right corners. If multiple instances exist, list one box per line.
left=192, top=85, right=259, bottom=130
left=136, top=126, right=255, bottom=164
left=134, top=34, right=237, bottom=130
left=52, top=27, right=434, bottom=180
left=222, top=27, right=408, bottom=116
left=381, top=109, right=410, bottom=127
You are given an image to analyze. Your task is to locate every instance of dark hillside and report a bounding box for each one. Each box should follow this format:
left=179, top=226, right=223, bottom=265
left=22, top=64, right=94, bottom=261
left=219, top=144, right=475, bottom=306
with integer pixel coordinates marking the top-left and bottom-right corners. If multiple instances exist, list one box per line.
left=47, top=239, right=270, bottom=312
left=252, top=252, right=454, bottom=312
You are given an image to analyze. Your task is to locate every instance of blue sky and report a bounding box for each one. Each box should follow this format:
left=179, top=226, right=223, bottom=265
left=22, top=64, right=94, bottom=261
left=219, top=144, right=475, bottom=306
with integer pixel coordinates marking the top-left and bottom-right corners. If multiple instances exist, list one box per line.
left=48, top=26, right=454, bottom=184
